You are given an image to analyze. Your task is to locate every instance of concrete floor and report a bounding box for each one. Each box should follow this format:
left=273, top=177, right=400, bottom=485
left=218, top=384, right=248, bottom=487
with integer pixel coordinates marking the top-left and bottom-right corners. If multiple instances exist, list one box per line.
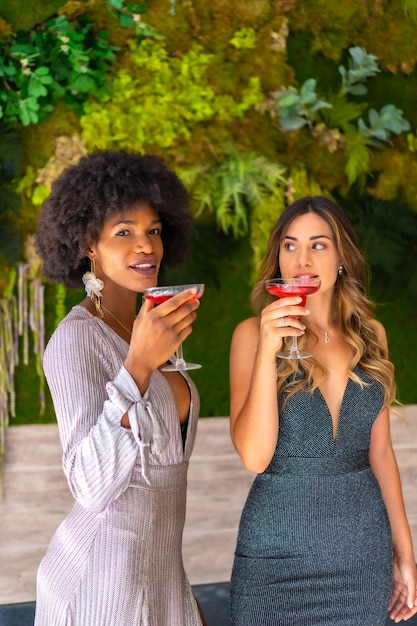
left=0, top=408, right=416, bottom=606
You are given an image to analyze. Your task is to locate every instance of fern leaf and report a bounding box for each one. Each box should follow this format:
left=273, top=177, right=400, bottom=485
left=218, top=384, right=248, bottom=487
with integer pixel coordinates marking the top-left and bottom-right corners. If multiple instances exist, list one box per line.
left=321, top=94, right=367, bottom=132
left=345, top=133, right=371, bottom=187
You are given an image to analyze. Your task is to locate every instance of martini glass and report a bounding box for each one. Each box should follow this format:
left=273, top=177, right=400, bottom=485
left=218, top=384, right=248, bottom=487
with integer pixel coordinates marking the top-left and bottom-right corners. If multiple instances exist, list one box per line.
left=143, top=283, right=205, bottom=371
left=265, top=276, right=321, bottom=359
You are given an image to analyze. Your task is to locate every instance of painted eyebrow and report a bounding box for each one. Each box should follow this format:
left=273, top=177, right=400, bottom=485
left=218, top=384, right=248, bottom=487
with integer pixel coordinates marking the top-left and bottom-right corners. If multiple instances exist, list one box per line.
left=284, top=234, right=331, bottom=241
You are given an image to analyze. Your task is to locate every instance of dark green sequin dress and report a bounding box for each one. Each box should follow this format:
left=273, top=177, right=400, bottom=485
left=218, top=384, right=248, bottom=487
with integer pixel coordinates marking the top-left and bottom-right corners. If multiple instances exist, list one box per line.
left=231, top=368, right=392, bottom=626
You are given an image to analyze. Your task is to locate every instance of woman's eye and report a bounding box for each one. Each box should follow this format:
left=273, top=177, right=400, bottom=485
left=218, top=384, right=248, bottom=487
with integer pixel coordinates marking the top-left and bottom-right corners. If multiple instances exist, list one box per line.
left=116, top=229, right=130, bottom=236
left=312, top=242, right=326, bottom=250
left=149, top=228, right=161, bottom=236
left=284, top=242, right=296, bottom=251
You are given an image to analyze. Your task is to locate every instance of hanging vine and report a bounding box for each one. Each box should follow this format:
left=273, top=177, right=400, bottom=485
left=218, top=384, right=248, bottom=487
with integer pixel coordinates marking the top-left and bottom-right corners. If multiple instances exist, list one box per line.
left=0, top=269, right=17, bottom=455
left=0, top=256, right=44, bottom=455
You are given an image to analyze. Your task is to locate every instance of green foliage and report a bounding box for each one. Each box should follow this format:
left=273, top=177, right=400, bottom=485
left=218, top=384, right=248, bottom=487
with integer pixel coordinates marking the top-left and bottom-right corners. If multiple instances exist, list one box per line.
left=344, top=133, right=371, bottom=189
left=269, top=46, right=411, bottom=187
left=357, top=105, right=410, bottom=148
left=0, top=125, right=23, bottom=268
left=342, top=196, right=417, bottom=299
left=338, top=46, right=380, bottom=96
left=0, top=14, right=116, bottom=125
left=80, top=39, right=262, bottom=151
left=0, top=1, right=63, bottom=31
left=0, top=1, right=161, bottom=127
left=106, top=0, right=163, bottom=38
left=376, top=297, right=417, bottom=405
left=272, top=78, right=332, bottom=130
left=180, top=151, right=289, bottom=283
left=360, top=144, right=417, bottom=212
left=3, top=0, right=417, bottom=421
left=180, top=151, right=287, bottom=239
left=288, top=1, right=370, bottom=61
left=54, top=283, right=67, bottom=327
left=344, top=104, right=410, bottom=188
left=230, top=27, right=257, bottom=50
left=403, top=0, right=417, bottom=21
left=162, top=230, right=254, bottom=417
left=320, top=93, right=366, bottom=132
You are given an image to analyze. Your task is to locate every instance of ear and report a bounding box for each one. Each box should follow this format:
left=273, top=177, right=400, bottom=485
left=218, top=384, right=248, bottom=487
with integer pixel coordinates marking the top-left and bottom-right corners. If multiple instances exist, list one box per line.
left=86, top=247, right=95, bottom=260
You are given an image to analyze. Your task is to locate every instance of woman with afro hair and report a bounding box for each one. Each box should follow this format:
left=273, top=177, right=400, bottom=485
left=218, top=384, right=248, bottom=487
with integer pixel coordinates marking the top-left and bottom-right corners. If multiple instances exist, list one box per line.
left=34, top=150, right=207, bottom=626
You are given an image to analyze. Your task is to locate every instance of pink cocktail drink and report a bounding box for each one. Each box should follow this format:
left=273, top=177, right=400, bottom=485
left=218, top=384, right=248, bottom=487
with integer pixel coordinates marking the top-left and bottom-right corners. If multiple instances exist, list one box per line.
left=266, top=283, right=320, bottom=308
left=142, top=283, right=205, bottom=371
left=264, top=277, right=321, bottom=359
left=145, top=293, right=172, bottom=304
left=145, top=291, right=203, bottom=305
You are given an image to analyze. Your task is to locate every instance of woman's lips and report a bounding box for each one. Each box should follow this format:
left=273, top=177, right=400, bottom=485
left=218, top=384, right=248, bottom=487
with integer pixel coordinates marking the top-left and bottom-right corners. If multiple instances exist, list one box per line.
left=131, top=259, right=157, bottom=276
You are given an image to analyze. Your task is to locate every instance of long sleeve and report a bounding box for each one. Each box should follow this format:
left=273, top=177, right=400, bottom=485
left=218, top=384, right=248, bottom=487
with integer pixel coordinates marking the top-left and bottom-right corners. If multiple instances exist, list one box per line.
left=43, top=311, right=166, bottom=512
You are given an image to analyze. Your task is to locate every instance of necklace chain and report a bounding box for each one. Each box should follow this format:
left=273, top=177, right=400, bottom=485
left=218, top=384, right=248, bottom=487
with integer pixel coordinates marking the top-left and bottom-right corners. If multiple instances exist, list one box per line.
left=101, top=305, right=132, bottom=336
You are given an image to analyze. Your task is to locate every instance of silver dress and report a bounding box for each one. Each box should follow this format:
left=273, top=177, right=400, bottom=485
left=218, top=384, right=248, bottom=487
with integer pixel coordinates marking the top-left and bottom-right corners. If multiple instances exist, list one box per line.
left=34, top=305, right=202, bottom=626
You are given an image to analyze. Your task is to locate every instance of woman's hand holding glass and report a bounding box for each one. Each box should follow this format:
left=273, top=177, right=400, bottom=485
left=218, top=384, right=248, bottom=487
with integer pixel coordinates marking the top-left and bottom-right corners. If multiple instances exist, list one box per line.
left=143, top=284, right=204, bottom=370
left=124, top=287, right=200, bottom=389
left=256, top=294, right=308, bottom=364
left=265, top=277, right=319, bottom=359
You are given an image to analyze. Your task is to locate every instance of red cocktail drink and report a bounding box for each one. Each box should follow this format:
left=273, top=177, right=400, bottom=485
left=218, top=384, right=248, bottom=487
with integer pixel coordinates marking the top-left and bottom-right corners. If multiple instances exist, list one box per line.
left=264, top=277, right=321, bottom=359
left=265, top=283, right=320, bottom=308
left=143, top=283, right=205, bottom=370
left=145, top=290, right=203, bottom=305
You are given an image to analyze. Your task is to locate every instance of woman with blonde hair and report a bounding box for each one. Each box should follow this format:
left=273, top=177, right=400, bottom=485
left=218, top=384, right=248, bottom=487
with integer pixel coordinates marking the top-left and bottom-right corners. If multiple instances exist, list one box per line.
left=229, top=196, right=417, bottom=625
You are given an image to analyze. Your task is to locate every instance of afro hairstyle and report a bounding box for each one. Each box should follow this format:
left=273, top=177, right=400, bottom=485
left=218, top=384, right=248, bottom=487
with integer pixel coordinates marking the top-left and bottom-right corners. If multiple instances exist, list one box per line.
left=35, top=150, right=194, bottom=288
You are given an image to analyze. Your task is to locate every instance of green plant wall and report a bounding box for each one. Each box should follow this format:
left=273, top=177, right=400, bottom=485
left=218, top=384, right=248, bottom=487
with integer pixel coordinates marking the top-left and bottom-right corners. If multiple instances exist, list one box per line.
left=2, top=0, right=417, bottom=428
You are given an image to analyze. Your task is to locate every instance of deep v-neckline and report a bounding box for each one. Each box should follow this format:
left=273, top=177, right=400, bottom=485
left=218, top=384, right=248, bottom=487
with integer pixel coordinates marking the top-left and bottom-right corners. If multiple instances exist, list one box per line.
left=316, top=377, right=351, bottom=441
left=158, top=368, right=192, bottom=450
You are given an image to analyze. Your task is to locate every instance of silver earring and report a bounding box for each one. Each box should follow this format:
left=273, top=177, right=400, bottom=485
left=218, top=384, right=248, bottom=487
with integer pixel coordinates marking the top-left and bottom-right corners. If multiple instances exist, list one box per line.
left=338, top=265, right=343, bottom=276
left=82, top=258, right=104, bottom=318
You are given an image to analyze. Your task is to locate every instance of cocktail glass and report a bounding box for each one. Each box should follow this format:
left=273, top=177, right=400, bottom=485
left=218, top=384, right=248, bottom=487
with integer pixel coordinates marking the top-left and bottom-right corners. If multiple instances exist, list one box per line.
left=265, top=276, right=321, bottom=359
left=143, top=283, right=205, bottom=371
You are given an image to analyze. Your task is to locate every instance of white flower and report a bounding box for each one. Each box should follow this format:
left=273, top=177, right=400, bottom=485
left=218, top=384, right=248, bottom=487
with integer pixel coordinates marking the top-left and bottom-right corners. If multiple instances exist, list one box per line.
left=82, top=272, right=104, bottom=298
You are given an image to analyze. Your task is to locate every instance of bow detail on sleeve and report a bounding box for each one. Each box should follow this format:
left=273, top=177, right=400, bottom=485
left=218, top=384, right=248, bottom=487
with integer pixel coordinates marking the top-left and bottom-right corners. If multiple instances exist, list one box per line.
left=106, top=381, right=170, bottom=485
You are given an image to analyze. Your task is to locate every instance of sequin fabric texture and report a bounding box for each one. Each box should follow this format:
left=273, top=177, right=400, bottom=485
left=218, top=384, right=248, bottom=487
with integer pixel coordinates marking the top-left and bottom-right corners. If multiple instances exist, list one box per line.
left=231, top=368, right=393, bottom=626
left=34, top=306, right=202, bottom=626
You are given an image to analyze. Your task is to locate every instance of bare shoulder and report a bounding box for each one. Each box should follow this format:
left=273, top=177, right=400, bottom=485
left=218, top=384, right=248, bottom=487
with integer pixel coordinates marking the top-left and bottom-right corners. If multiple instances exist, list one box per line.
left=232, top=317, right=259, bottom=348
left=231, top=317, right=259, bottom=360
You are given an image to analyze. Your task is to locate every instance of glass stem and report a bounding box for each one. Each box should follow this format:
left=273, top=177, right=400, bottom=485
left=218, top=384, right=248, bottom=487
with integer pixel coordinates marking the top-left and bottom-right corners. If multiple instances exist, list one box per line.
left=175, top=343, right=187, bottom=370
left=290, top=336, right=300, bottom=356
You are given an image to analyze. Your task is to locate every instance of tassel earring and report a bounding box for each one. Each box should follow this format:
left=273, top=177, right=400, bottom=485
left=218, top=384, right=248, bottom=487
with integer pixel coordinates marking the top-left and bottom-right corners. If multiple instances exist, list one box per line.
left=82, top=259, right=104, bottom=318
left=338, top=265, right=343, bottom=276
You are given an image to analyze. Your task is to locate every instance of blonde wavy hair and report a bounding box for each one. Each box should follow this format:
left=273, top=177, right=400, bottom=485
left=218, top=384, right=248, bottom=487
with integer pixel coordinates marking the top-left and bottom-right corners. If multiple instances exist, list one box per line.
left=251, top=196, right=396, bottom=408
